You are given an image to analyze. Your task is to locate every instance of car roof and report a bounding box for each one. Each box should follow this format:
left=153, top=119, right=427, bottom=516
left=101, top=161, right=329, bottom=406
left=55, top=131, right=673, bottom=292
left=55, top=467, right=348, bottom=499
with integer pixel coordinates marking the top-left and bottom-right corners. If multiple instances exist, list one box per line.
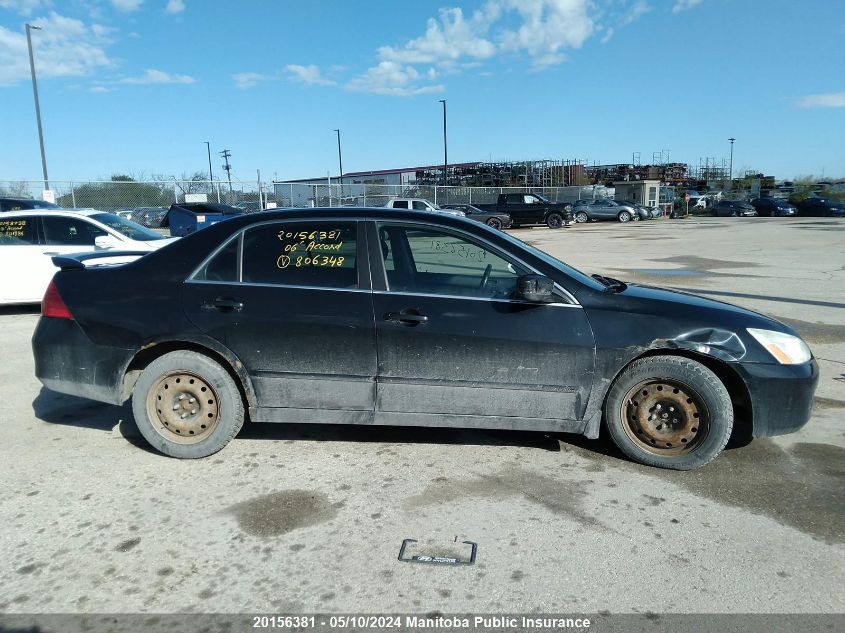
left=0, top=208, right=104, bottom=218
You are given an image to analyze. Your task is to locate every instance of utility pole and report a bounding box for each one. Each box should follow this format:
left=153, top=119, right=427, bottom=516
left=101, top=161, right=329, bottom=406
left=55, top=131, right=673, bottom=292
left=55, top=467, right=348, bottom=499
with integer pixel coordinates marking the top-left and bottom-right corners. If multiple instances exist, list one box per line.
left=438, top=99, right=448, bottom=186
left=220, top=149, right=233, bottom=192
left=205, top=141, right=214, bottom=184
left=26, top=24, right=49, bottom=191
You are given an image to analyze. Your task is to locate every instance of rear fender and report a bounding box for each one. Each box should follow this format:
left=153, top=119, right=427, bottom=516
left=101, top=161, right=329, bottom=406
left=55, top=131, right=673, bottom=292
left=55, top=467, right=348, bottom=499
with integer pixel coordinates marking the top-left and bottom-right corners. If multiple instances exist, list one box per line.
left=121, top=334, right=257, bottom=407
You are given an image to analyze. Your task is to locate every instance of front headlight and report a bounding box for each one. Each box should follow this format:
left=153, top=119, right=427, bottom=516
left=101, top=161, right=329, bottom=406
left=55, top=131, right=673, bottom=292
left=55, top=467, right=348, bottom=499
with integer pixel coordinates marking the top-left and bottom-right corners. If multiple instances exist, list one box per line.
left=747, top=328, right=812, bottom=364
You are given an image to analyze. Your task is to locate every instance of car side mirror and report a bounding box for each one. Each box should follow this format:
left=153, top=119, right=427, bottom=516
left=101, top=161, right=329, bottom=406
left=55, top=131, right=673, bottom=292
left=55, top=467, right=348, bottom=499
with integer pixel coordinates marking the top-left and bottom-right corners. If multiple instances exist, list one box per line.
left=516, top=274, right=555, bottom=303
left=94, top=235, right=121, bottom=250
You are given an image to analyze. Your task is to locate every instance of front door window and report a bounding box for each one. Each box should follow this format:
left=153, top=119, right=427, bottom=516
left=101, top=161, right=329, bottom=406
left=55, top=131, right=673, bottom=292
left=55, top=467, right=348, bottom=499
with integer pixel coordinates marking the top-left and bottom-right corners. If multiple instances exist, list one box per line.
left=378, top=224, right=526, bottom=300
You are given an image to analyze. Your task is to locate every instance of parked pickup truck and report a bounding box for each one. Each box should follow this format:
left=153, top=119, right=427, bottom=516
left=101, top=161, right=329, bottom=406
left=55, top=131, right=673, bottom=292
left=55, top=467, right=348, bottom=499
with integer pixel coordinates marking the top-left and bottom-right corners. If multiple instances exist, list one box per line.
left=474, top=193, right=572, bottom=229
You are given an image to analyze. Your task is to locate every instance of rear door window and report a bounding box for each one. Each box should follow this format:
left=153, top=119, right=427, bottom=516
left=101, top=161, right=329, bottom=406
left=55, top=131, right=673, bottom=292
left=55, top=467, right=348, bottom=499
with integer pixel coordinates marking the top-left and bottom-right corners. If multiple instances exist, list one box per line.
left=241, top=222, right=358, bottom=288
left=392, top=200, right=409, bottom=209
left=43, top=216, right=107, bottom=246
left=0, top=217, right=39, bottom=245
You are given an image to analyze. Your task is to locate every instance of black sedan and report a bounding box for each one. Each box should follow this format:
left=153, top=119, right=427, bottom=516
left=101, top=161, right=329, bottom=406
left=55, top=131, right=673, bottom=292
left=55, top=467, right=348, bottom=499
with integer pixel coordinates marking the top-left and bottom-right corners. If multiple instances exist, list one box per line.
left=32, top=208, right=817, bottom=470
left=710, top=200, right=758, bottom=217
left=795, top=196, right=845, bottom=217
left=750, top=197, right=797, bottom=217
left=440, top=204, right=512, bottom=230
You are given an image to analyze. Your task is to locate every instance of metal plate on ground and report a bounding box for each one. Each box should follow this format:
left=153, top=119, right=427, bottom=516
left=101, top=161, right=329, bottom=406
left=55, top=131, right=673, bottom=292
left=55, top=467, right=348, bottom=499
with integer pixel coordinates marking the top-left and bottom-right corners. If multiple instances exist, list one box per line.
left=398, top=538, right=477, bottom=565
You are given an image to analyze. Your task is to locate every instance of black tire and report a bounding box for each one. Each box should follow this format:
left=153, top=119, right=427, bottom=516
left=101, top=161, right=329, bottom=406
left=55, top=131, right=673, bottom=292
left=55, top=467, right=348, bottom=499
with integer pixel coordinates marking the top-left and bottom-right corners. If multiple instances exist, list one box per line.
left=603, top=355, right=733, bottom=470
left=574, top=211, right=588, bottom=223
left=617, top=211, right=631, bottom=223
left=546, top=212, right=564, bottom=229
left=131, top=350, right=245, bottom=458
left=486, top=217, right=503, bottom=230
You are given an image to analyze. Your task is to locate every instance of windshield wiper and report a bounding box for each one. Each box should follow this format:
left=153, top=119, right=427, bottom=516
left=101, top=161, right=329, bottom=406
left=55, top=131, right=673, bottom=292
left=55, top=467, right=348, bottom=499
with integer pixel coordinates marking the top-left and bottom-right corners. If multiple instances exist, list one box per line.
left=592, top=274, right=628, bottom=292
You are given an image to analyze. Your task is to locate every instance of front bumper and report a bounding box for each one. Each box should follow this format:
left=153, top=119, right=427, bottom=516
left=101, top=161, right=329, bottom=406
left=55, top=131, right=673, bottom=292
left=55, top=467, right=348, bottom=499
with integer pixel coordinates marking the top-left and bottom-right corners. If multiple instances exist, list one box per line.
left=32, top=317, right=132, bottom=405
left=735, top=359, right=819, bottom=437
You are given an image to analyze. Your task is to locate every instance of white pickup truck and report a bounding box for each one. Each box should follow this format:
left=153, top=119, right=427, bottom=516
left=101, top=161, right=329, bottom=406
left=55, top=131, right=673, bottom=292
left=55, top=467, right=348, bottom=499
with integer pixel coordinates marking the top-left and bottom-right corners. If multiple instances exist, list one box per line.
left=384, top=198, right=465, bottom=217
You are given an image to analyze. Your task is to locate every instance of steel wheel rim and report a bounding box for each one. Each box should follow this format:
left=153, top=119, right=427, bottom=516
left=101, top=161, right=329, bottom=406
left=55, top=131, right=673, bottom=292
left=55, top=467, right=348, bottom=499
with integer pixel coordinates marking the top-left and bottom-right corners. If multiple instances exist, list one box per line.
left=146, top=372, right=220, bottom=444
left=575, top=212, right=588, bottom=223
left=619, top=379, right=710, bottom=456
left=487, top=218, right=502, bottom=230
left=548, top=214, right=562, bottom=228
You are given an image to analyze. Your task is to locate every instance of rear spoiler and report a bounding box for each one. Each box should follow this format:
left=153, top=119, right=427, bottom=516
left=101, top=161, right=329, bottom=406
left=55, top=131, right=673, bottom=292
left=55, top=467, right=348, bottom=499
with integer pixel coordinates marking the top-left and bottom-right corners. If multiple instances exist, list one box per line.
left=52, top=250, right=151, bottom=271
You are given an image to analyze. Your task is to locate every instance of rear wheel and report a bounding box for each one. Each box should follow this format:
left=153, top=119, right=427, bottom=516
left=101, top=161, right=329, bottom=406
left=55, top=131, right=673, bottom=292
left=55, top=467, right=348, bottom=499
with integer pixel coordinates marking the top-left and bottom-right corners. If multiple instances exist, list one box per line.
left=486, top=217, right=503, bottom=230
left=603, top=355, right=733, bottom=470
left=574, top=211, right=588, bottom=223
left=618, top=211, right=632, bottom=223
left=132, top=350, right=245, bottom=458
left=546, top=212, right=564, bottom=229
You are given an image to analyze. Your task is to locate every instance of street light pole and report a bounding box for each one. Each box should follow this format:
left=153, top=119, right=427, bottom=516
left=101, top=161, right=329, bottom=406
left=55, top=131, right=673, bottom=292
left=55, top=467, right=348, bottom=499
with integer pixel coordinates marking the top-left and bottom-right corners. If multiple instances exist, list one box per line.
left=333, top=129, right=344, bottom=186
left=728, top=137, right=736, bottom=183
left=205, top=141, right=214, bottom=183
left=439, top=99, right=448, bottom=186
left=26, top=23, right=49, bottom=191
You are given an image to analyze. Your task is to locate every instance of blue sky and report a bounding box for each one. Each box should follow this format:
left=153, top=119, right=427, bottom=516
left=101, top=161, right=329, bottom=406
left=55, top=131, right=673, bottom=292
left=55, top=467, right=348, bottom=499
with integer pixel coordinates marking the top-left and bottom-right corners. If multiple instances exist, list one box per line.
left=1, top=0, right=844, bottom=183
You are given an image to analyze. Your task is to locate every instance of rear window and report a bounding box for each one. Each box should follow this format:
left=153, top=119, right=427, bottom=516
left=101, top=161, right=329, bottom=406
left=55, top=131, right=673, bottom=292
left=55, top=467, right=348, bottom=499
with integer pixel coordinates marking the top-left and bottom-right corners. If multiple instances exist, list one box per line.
left=0, top=217, right=39, bottom=245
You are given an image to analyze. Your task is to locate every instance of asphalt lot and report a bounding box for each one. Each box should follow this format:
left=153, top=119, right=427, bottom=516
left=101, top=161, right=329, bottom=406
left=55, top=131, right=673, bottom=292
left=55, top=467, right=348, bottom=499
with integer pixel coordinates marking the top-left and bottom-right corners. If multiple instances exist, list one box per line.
left=0, top=216, right=843, bottom=616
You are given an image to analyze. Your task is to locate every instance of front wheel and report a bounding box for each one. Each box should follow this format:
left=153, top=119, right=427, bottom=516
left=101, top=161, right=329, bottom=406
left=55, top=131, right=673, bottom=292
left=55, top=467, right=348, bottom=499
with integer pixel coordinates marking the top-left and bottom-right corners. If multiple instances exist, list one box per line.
left=603, top=355, right=733, bottom=470
left=486, top=217, right=503, bottom=230
left=574, top=211, right=588, bottom=223
left=618, top=211, right=631, bottom=223
left=546, top=212, right=564, bottom=229
left=131, top=350, right=245, bottom=458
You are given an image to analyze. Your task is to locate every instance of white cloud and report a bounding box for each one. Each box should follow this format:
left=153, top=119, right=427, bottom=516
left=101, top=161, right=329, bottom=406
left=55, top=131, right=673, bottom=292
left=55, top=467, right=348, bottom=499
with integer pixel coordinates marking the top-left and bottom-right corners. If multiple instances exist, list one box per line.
left=110, top=0, right=143, bottom=11
left=498, top=0, right=594, bottom=68
left=0, top=12, right=113, bottom=87
left=346, top=61, right=444, bottom=97
left=796, top=92, right=845, bottom=108
left=348, top=0, right=598, bottom=95
left=0, top=0, right=50, bottom=15
left=90, top=84, right=110, bottom=93
left=378, top=6, right=498, bottom=65
left=672, top=0, right=703, bottom=13
left=232, top=71, right=268, bottom=89
left=165, top=0, right=184, bottom=14
left=284, top=64, right=336, bottom=86
left=120, top=68, right=195, bottom=84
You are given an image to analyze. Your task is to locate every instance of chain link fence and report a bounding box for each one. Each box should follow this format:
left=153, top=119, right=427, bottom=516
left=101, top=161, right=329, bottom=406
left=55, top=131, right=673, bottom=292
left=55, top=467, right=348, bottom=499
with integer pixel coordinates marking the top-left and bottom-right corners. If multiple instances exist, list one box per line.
left=1, top=180, right=624, bottom=211
left=0, top=179, right=270, bottom=211
left=271, top=183, right=612, bottom=208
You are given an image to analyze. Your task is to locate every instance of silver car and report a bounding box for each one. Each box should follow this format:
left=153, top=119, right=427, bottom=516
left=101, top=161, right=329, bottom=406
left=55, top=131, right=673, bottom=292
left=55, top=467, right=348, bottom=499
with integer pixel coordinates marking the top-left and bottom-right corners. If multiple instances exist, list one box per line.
left=571, top=199, right=641, bottom=223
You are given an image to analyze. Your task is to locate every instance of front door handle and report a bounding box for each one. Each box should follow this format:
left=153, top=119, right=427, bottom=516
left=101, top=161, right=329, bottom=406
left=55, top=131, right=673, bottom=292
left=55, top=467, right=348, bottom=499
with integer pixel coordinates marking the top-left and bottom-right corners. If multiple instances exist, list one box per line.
left=385, top=309, right=429, bottom=325
left=201, top=298, right=244, bottom=313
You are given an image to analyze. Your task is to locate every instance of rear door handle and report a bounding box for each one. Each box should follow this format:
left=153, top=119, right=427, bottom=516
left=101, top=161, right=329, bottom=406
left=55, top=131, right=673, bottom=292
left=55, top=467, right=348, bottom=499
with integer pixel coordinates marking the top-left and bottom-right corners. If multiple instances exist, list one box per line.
left=385, top=309, right=429, bottom=325
left=202, top=298, right=244, bottom=312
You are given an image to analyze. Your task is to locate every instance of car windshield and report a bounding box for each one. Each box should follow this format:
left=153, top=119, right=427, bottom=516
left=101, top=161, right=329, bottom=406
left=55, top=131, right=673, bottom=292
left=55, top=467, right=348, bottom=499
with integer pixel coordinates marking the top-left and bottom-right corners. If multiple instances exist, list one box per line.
left=92, top=213, right=165, bottom=241
left=495, top=230, right=605, bottom=292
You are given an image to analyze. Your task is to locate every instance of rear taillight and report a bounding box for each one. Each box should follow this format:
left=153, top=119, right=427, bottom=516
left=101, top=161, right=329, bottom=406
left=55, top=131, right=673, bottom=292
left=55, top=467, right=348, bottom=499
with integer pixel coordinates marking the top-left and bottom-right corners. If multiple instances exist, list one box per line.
left=42, top=281, right=74, bottom=320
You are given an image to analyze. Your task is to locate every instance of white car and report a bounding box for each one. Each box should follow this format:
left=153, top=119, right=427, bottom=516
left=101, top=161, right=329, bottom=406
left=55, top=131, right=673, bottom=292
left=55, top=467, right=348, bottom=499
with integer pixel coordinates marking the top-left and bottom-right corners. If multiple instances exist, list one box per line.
left=0, top=209, right=177, bottom=305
